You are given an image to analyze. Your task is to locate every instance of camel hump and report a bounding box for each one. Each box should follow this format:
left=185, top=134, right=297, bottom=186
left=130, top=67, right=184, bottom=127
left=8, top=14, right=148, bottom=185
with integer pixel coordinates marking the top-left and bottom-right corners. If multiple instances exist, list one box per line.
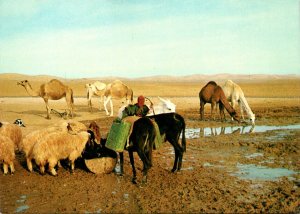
left=207, top=81, right=217, bottom=85
left=224, top=80, right=234, bottom=85
left=94, top=81, right=106, bottom=91
left=48, top=79, right=65, bottom=87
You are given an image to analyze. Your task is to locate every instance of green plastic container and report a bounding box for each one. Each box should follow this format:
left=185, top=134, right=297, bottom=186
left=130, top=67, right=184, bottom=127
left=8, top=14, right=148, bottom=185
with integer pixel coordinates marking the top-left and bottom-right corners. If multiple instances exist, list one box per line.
left=105, top=121, right=131, bottom=152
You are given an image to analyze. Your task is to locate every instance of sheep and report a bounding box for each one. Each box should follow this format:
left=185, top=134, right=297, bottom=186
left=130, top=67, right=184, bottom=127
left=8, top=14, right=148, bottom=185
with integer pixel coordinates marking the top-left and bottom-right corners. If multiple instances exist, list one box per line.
left=21, top=120, right=87, bottom=172
left=0, top=121, right=23, bottom=151
left=31, top=130, right=90, bottom=176
left=0, top=135, right=15, bottom=175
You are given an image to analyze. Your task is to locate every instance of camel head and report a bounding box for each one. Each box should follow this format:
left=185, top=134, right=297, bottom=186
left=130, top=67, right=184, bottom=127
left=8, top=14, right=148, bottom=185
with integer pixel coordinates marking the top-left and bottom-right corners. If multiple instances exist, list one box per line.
left=17, top=80, right=30, bottom=88
left=230, top=111, right=240, bottom=123
left=250, top=113, right=255, bottom=125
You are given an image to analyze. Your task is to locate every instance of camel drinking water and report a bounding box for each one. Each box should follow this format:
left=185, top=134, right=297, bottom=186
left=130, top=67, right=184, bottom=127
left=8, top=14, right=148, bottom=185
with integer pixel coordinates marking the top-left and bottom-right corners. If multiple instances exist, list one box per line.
left=199, top=81, right=240, bottom=122
left=17, top=79, right=74, bottom=119
left=222, top=80, right=255, bottom=125
left=85, top=81, right=107, bottom=112
left=103, top=80, right=133, bottom=116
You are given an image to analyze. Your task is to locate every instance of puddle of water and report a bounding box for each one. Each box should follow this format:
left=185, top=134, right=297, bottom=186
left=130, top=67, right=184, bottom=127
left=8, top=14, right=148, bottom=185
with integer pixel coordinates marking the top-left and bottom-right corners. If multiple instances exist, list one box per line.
left=185, top=124, right=300, bottom=139
left=203, top=162, right=214, bottom=167
left=232, top=163, right=299, bottom=181
left=15, top=205, right=29, bottom=213
left=181, top=166, right=194, bottom=171
left=245, top=153, right=264, bottom=159
left=123, top=193, right=129, bottom=202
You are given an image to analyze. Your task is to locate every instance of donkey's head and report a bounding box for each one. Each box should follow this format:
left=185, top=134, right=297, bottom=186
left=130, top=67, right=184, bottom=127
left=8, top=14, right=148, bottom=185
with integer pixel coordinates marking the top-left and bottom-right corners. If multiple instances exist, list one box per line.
left=158, top=97, right=176, bottom=113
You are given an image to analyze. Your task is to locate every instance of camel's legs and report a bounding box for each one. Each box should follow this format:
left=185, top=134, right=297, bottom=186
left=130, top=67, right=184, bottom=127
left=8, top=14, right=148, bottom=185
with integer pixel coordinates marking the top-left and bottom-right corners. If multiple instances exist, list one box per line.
left=99, top=95, right=103, bottom=111
left=109, top=99, right=113, bottom=116
left=211, top=102, right=216, bottom=120
left=200, top=100, right=205, bottom=120
left=65, top=93, right=73, bottom=118
left=87, top=88, right=93, bottom=112
left=103, top=96, right=111, bottom=115
left=43, top=98, right=51, bottom=119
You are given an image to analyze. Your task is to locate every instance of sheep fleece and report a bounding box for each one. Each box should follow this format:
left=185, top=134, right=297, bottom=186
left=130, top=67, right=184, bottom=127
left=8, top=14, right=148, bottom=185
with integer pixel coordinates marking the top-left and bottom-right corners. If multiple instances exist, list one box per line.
left=32, top=131, right=89, bottom=166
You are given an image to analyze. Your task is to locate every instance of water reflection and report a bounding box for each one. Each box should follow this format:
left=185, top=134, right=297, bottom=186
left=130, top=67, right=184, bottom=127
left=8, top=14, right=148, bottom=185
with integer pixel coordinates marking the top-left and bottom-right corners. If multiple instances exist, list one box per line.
left=232, top=163, right=299, bottom=181
left=185, top=124, right=300, bottom=139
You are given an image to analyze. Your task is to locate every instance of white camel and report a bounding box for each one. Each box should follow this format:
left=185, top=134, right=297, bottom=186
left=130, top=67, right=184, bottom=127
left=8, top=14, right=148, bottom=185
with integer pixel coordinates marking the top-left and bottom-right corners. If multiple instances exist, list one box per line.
left=85, top=81, right=107, bottom=112
left=103, top=80, right=133, bottom=116
left=222, top=80, right=255, bottom=124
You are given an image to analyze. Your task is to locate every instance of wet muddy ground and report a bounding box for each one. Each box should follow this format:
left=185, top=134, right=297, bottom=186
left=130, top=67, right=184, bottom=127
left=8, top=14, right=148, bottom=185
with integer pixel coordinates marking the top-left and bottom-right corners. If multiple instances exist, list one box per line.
left=0, top=97, right=300, bottom=213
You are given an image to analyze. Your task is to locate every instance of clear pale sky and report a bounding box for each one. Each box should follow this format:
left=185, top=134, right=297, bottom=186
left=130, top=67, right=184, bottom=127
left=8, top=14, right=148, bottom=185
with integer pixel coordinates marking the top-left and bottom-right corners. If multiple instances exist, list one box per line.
left=0, top=0, right=299, bottom=79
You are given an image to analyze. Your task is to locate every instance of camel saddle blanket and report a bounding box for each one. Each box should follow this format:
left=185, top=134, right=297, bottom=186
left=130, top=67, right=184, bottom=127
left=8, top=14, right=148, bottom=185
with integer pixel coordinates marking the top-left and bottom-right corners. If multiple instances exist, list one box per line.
left=105, top=116, right=140, bottom=152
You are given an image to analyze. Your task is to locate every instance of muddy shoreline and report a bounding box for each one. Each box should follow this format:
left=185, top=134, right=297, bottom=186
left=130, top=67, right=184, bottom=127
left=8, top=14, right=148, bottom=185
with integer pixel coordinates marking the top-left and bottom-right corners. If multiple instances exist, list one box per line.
left=0, top=97, right=300, bottom=213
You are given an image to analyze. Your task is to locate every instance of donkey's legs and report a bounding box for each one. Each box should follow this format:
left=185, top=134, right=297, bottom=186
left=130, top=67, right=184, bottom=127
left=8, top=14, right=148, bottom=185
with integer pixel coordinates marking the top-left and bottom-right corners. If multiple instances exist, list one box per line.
left=129, top=151, right=137, bottom=184
left=169, top=137, right=184, bottom=172
left=119, top=152, right=124, bottom=175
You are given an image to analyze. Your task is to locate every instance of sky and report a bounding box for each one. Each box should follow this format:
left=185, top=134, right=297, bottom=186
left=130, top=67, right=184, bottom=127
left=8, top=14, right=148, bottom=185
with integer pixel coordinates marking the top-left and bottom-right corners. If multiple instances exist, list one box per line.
left=0, top=0, right=299, bottom=79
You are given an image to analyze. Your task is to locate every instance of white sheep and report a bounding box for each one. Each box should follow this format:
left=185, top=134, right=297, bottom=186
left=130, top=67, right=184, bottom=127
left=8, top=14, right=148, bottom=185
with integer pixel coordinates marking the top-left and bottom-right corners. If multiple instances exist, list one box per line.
left=21, top=120, right=87, bottom=172
left=31, top=130, right=90, bottom=176
left=0, top=135, right=15, bottom=175
left=0, top=121, right=23, bottom=151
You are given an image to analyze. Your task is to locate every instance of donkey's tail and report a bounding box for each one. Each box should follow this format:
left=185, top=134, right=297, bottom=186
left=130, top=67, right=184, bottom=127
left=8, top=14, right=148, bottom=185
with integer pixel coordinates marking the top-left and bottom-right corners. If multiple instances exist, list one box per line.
left=180, top=114, right=186, bottom=153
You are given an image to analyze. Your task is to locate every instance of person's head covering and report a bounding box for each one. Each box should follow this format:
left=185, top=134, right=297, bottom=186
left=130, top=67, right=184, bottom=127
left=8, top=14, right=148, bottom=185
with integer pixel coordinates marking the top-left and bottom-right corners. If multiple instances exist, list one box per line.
left=137, top=95, right=145, bottom=108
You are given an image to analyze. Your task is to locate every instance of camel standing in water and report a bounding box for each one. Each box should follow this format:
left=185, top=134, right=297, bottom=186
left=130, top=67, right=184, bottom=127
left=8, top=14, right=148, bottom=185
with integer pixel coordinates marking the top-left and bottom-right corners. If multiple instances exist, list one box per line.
left=85, top=81, right=107, bottom=112
left=103, top=80, right=133, bottom=116
left=199, top=81, right=239, bottom=122
left=17, top=79, right=74, bottom=119
left=222, top=80, right=255, bottom=124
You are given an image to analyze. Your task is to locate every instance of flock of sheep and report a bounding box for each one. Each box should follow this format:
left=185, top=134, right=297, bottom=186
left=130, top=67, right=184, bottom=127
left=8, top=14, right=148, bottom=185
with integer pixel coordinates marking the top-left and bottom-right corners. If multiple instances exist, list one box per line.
left=0, top=119, right=96, bottom=175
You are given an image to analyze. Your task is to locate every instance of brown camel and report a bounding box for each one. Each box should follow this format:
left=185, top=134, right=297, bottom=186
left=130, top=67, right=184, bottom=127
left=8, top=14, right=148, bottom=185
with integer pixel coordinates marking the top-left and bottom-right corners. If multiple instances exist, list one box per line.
left=17, top=79, right=74, bottom=119
left=103, top=80, right=133, bottom=116
left=199, top=81, right=239, bottom=122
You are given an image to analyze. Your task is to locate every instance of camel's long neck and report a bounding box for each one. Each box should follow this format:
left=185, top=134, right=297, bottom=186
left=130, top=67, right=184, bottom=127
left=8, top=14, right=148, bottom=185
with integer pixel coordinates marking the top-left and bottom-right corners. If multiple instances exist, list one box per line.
left=220, top=93, right=235, bottom=116
left=24, top=84, right=40, bottom=97
left=239, top=96, right=254, bottom=117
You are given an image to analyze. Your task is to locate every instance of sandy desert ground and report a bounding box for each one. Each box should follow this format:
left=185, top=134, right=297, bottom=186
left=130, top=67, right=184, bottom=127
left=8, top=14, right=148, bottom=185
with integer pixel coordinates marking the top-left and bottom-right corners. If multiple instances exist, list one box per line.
left=0, top=74, right=300, bottom=213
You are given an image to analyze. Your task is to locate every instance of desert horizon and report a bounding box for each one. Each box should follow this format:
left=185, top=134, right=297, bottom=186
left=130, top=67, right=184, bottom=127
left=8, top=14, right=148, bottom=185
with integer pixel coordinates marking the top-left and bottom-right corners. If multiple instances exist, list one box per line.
left=1, top=72, right=300, bottom=98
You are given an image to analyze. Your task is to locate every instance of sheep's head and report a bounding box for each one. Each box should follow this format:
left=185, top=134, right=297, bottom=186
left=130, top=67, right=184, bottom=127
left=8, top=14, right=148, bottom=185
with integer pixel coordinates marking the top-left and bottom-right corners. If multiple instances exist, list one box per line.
left=14, top=119, right=26, bottom=127
left=88, top=121, right=101, bottom=144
